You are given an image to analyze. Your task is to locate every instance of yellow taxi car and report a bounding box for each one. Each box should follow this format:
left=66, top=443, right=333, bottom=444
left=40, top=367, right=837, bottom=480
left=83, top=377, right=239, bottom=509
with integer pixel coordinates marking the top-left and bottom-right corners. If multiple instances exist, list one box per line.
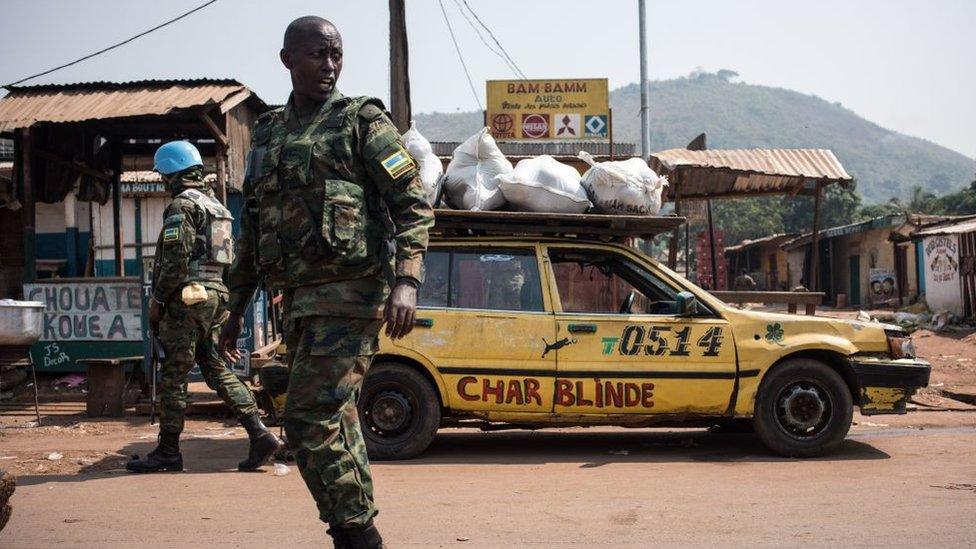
left=359, top=218, right=930, bottom=460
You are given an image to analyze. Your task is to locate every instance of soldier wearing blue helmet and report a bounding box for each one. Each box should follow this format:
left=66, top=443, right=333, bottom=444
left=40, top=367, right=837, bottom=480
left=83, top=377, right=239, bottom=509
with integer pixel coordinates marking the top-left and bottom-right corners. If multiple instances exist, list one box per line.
left=127, top=141, right=281, bottom=474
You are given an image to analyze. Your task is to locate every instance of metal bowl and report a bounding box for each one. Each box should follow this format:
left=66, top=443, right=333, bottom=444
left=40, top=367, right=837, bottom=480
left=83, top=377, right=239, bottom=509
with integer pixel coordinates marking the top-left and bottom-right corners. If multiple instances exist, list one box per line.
left=0, top=301, right=46, bottom=346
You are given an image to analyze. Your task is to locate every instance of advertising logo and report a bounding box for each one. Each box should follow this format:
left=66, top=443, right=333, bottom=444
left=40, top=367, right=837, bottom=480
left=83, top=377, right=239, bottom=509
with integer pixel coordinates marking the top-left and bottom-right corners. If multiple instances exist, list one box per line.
left=584, top=114, right=608, bottom=138
left=553, top=113, right=580, bottom=138
left=521, top=114, right=549, bottom=139
left=491, top=113, right=515, bottom=138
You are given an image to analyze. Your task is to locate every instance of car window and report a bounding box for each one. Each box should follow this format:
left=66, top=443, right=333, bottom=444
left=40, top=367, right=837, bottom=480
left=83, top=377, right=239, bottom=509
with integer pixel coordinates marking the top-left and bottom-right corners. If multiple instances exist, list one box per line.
left=418, top=250, right=450, bottom=307
left=419, top=248, right=545, bottom=312
left=549, top=249, right=679, bottom=315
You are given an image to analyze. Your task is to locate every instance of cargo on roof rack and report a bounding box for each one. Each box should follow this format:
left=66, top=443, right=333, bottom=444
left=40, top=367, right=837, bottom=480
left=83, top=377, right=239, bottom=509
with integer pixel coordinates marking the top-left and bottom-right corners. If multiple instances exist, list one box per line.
left=430, top=209, right=684, bottom=240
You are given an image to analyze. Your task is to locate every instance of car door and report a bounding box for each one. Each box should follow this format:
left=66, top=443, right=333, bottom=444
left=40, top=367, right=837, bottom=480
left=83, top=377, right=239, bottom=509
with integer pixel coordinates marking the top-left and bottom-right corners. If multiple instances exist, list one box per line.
left=544, top=243, right=737, bottom=415
left=391, top=243, right=557, bottom=413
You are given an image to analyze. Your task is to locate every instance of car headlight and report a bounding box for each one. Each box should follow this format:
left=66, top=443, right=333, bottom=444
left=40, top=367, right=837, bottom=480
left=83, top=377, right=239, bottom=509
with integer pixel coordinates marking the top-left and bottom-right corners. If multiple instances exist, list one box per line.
left=886, top=330, right=917, bottom=359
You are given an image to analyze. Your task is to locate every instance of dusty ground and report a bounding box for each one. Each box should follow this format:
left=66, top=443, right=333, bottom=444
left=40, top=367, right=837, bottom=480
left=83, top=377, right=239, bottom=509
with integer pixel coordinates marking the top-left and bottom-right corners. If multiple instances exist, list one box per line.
left=1, top=316, right=974, bottom=547
left=1, top=410, right=975, bottom=548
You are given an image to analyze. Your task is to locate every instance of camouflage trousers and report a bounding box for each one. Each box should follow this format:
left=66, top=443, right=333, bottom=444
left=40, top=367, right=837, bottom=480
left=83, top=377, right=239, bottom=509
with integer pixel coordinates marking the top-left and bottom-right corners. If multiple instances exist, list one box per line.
left=283, top=315, right=382, bottom=527
left=157, top=289, right=258, bottom=435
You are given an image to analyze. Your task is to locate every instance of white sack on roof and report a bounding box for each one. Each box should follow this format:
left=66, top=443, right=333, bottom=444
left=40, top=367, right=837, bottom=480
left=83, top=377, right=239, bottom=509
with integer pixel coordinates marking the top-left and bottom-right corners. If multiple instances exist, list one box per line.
left=578, top=151, right=668, bottom=215
left=443, top=128, right=512, bottom=211
left=401, top=121, right=443, bottom=205
left=497, top=155, right=591, bottom=213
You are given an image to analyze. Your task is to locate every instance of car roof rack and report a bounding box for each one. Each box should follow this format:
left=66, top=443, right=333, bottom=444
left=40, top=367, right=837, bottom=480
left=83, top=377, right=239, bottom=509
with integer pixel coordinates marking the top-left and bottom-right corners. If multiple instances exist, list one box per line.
left=431, top=210, right=685, bottom=241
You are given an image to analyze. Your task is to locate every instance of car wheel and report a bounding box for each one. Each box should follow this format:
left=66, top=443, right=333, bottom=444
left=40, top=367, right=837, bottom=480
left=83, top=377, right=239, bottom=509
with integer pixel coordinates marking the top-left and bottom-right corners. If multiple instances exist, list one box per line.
left=752, top=358, right=853, bottom=458
left=359, top=362, right=440, bottom=460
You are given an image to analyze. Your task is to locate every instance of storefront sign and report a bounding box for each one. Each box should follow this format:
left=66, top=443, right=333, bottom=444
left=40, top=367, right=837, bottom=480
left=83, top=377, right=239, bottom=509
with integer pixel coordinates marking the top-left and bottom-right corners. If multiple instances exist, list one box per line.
left=24, top=281, right=142, bottom=342
left=869, top=268, right=897, bottom=299
left=486, top=78, right=609, bottom=140
left=922, top=235, right=962, bottom=315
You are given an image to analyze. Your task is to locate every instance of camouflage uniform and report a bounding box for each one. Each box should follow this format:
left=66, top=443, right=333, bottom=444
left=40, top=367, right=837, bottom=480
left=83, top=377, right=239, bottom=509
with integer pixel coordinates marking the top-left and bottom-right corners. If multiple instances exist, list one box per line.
left=152, top=171, right=258, bottom=435
left=227, top=91, right=432, bottom=526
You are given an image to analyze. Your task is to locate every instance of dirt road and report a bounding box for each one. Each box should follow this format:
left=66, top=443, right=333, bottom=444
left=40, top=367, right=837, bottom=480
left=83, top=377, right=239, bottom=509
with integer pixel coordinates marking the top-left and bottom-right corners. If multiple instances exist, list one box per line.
left=2, top=410, right=975, bottom=548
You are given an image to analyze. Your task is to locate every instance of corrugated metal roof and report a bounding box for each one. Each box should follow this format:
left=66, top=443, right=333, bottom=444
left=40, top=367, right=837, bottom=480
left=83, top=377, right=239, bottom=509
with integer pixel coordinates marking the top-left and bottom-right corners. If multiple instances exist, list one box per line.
left=649, top=148, right=852, bottom=200
left=0, top=78, right=265, bottom=132
left=782, top=214, right=904, bottom=250
left=724, top=233, right=797, bottom=253
left=914, top=217, right=976, bottom=237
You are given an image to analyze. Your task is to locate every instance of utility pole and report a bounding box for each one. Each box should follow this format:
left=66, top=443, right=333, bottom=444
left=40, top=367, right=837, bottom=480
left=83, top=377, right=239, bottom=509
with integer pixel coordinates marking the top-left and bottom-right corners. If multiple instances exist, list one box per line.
left=389, top=0, right=411, bottom=133
left=638, top=0, right=651, bottom=159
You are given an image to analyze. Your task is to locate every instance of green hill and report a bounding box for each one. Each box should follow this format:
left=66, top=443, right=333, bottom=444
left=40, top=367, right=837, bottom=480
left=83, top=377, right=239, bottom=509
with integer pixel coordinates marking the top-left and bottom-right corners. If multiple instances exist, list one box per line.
left=414, top=72, right=974, bottom=203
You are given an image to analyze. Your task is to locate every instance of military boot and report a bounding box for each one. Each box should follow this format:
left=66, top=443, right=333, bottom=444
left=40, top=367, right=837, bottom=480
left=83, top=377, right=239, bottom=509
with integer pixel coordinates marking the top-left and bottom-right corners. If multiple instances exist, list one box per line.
left=328, top=519, right=384, bottom=549
left=126, top=431, right=183, bottom=473
left=237, top=412, right=282, bottom=471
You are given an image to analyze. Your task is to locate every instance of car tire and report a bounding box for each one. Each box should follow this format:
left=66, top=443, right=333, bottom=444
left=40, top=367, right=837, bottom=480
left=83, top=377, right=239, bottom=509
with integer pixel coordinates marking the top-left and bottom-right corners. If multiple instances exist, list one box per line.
left=359, top=362, right=440, bottom=460
left=752, top=358, right=853, bottom=458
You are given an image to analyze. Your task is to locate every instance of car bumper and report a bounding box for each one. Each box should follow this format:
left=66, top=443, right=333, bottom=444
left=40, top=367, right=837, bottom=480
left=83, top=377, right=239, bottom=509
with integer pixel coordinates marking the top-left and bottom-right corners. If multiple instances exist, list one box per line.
left=849, top=358, right=931, bottom=415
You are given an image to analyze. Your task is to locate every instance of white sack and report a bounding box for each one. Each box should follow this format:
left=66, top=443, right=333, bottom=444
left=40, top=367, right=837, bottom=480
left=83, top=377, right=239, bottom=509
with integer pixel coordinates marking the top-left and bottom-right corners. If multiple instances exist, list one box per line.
left=443, top=127, right=512, bottom=211
left=401, top=121, right=443, bottom=205
left=496, top=155, right=591, bottom=213
left=578, top=151, right=668, bottom=215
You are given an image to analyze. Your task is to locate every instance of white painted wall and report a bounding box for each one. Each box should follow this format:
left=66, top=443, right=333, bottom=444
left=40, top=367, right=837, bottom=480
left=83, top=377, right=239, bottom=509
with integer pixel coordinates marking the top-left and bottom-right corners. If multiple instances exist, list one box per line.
left=921, top=234, right=963, bottom=315
left=92, top=196, right=170, bottom=262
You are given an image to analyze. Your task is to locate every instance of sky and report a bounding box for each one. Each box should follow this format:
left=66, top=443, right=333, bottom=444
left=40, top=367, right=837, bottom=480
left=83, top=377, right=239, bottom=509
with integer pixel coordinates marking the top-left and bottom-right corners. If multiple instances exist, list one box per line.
left=1, top=0, right=973, bottom=158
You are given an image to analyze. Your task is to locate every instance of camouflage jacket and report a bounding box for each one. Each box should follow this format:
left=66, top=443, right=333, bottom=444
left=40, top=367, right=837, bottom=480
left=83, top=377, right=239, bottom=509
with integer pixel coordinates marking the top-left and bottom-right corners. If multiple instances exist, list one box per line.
left=227, top=91, right=433, bottom=316
left=152, top=185, right=229, bottom=302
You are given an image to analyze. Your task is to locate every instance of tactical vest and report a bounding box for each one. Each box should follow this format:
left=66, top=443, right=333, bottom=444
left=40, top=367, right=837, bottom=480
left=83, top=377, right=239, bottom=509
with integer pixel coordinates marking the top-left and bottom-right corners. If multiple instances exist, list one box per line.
left=178, top=188, right=234, bottom=282
left=247, top=96, right=391, bottom=289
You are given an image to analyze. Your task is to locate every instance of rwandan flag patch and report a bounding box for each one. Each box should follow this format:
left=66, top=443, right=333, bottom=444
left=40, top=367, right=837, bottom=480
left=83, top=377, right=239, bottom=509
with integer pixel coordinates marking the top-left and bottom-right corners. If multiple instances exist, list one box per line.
left=163, top=227, right=180, bottom=243
left=381, top=149, right=415, bottom=179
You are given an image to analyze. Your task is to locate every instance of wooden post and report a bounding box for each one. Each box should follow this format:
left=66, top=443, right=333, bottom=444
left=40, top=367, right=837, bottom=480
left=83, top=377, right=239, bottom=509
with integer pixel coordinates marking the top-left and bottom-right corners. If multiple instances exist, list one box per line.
left=809, top=181, right=824, bottom=291
left=389, top=0, right=411, bottom=133
left=706, top=199, right=718, bottom=290
left=668, top=172, right=681, bottom=270
left=110, top=142, right=124, bottom=276
left=20, top=128, right=37, bottom=284
left=216, top=143, right=228, bottom=205
left=608, top=108, right=614, bottom=160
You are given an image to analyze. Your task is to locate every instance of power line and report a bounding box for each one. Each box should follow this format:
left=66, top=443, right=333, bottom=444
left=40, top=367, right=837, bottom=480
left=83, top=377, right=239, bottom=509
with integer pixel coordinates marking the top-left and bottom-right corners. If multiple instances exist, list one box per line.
left=437, top=0, right=483, bottom=111
left=458, top=0, right=527, bottom=80
left=449, top=0, right=521, bottom=79
left=3, top=0, right=220, bottom=88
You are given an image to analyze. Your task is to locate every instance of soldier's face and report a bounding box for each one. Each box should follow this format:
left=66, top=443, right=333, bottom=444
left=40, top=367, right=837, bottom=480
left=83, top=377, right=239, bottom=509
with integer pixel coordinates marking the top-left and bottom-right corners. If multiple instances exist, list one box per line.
left=281, top=25, right=343, bottom=103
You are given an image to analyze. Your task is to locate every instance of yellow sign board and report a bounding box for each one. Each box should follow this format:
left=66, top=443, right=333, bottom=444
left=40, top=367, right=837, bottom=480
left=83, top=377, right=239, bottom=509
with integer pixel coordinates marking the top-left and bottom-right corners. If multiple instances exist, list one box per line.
left=485, top=78, right=609, bottom=141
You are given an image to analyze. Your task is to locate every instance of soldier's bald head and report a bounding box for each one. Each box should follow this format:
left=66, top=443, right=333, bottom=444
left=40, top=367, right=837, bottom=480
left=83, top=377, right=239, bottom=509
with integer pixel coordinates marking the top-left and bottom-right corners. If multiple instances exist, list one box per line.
left=283, top=16, right=340, bottom=52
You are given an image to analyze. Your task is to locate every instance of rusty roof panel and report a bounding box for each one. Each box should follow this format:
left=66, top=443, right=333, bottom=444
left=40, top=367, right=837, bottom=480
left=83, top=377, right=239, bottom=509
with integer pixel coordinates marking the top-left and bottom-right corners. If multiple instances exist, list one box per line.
left=0, top=79, right=263, bottom=132
left=649, top=148, right=852, bottom=200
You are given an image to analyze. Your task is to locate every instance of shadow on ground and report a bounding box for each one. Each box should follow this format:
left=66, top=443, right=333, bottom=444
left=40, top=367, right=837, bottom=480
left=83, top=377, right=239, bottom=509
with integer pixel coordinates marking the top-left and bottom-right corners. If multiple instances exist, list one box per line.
left=395, top=428, right=890, bottom=466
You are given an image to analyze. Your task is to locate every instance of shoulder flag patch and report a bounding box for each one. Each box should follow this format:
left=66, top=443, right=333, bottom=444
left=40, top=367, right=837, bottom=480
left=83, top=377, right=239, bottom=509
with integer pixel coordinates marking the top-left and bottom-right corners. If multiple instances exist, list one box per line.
left=163, top=227, right=180, bottom=243
left=380, top=149, right=415, bottom=179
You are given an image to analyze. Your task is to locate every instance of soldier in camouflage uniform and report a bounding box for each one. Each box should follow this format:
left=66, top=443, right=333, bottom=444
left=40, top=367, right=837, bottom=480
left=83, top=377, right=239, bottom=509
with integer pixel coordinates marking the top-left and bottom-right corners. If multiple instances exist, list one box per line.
left=218, top=16, right=432, bottom=549
left=127, top=141, right=282, bottom=474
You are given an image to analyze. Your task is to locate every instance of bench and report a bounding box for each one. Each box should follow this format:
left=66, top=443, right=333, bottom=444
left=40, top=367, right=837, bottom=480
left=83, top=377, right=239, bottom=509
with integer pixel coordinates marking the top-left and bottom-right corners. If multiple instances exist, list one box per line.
left=77, top=356, right=143, bottom=418
left=711, top=291, right=825, bottom=316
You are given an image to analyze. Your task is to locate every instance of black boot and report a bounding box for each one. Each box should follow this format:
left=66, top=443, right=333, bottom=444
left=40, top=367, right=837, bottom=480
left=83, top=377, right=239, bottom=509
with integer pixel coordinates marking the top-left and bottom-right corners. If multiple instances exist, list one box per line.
left=238, top=412, right=282, bottom=471
left=126, top=431, right=183, bottom=473
left=328, top=519, right=384, bottom=549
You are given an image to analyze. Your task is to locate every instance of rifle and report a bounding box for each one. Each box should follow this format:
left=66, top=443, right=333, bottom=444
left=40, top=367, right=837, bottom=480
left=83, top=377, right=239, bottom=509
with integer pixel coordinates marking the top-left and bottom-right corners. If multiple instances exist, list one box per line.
left=148, top=330, right=165, bottom=425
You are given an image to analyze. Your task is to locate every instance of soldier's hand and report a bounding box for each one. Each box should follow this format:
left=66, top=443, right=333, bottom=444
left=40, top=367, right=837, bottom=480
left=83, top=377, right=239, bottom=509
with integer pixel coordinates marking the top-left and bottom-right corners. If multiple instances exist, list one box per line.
left=219, top=313, right=244, bottom=363
left=384, top=281, right=418, bottom=340
left=148, top=299, right=163, bottom=331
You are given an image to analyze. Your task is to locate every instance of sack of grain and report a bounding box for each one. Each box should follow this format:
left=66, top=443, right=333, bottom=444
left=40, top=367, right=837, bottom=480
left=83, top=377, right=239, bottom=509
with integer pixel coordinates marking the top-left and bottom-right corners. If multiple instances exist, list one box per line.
left=578, top=151, right=668, bottom=215
left=401, top=121, right=443, bottom=205
left=496, top=155, right=591, bottom=213
left=442, top=128, right=512, bottom=211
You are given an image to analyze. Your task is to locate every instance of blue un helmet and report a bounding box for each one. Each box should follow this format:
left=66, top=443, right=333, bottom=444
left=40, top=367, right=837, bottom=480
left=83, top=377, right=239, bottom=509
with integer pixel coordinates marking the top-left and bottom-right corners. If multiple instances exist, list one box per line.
left=153, top=141, right=203, bottom=175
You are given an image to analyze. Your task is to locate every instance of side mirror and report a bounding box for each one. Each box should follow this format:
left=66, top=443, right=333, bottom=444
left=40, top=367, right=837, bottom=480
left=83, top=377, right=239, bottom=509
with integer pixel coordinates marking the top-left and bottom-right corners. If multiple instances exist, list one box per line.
left=676, top=291, right=699, bottom=317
